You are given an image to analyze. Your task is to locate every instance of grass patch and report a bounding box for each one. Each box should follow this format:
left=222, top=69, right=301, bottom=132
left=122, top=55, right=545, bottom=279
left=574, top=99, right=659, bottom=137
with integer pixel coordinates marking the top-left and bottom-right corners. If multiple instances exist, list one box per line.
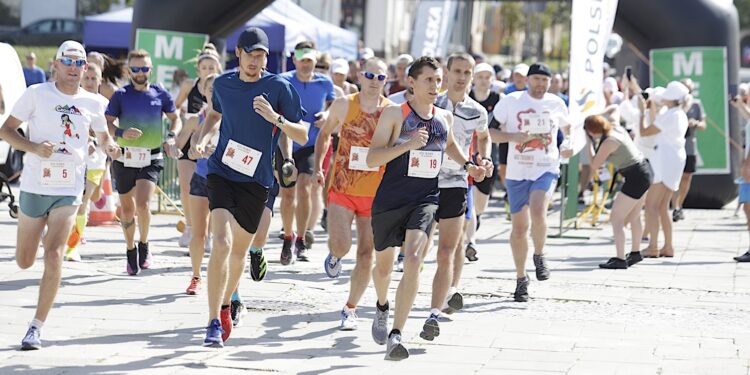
left=12, top=45, right=58, bottom=68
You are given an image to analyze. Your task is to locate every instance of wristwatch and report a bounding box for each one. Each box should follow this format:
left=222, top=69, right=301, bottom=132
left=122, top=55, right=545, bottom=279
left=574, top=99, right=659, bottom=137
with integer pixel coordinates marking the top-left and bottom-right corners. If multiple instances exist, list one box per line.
left=166, top=131, right=176, bottom=138
left=277, top=115, right=285, bottom=127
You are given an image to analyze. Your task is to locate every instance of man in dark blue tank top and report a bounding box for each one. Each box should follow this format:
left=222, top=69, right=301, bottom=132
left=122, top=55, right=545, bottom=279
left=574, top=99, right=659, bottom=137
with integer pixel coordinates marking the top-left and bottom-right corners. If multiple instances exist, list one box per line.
left=191, top=27, right=309, bottom=348
left=366, top=56, right=485, bottom=361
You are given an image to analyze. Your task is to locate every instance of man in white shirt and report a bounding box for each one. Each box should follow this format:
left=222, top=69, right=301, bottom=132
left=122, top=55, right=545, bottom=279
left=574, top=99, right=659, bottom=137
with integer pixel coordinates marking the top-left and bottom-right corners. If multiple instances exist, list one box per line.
left=0, top=40, right=120, bottom=350
left=490, top=62, right=572, bottom=302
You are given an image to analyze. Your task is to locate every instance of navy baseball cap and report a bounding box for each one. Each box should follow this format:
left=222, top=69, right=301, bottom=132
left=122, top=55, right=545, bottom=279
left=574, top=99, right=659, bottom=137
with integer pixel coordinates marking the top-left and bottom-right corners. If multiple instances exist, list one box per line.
left=237, top=27, right=269, bottom=54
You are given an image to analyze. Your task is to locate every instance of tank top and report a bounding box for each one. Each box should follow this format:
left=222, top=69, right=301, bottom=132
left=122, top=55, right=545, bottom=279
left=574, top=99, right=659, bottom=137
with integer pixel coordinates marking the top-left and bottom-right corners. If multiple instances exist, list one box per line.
left=187, top=79, right=206, bottom=114
left=329, top=93, right=390, bottom=197
left=372, top=102, right=449, bottom=213
left=604, top=127, right=643, bottom=170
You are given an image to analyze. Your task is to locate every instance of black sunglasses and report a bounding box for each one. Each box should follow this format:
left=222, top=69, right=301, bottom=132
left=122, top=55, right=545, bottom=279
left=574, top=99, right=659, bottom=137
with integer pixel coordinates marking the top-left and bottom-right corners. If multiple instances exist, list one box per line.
left=362, top=71, right=386, bottom=81
left=130, top=66, right=151, bottom=73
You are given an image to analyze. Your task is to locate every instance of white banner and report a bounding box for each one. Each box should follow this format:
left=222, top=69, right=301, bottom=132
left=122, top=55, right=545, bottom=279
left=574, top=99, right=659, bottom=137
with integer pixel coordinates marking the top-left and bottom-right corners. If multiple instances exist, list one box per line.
left=567, top=0, right=619, bottom=154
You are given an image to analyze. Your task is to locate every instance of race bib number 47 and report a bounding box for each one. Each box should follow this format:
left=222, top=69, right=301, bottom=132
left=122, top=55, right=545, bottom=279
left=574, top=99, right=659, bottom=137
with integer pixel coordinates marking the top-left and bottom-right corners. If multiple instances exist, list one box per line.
left=222, top=139, right=262, bottom=177
left=407, top=150, right=441, bottom=178
left=40, top=160, right=75, bottom=187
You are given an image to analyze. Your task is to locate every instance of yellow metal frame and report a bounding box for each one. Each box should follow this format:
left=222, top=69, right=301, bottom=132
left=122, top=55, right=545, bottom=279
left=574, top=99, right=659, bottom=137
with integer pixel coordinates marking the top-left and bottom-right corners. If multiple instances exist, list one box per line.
left=576, top=163, right=615, bottom=227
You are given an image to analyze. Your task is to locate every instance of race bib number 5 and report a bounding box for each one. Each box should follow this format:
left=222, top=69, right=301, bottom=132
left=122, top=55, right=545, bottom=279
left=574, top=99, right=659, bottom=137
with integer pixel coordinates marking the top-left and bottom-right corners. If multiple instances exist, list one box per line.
left=40, top=160, right=75, bottom=187
left=407, top=150, right=441, bottom=178
left=348, top=146, right=378, bottom=171
left=222, top=139, right=262, bottom=177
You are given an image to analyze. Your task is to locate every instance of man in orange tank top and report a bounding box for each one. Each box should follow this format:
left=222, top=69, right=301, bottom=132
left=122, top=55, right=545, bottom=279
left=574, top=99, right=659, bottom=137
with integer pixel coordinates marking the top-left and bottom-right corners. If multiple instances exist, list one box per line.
left=313, top=57, right=391, bottom=331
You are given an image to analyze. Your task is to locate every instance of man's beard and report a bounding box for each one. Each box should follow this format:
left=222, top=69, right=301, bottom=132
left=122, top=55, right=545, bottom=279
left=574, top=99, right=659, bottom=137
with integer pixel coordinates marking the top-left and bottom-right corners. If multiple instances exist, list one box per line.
left=132, top=76, right=148, bottom=85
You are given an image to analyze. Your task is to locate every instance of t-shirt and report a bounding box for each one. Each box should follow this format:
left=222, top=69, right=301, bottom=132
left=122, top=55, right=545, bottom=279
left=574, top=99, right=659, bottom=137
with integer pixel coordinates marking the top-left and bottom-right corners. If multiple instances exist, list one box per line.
left=208, top=71, right=305, bottom=188
left=653, top=106, right=688, bottom=158
left=504, top=83, right=527, bottom=95
left=435, top=93, right=488, bottom=188
left=492, top=91, right=568, bottom=181
left=23, top=66, right=46, bottom=87
left=280, top=71, right=335, bottom=151
left=684, top=99, right=705, bottom=156
left=11, top=82, right=108, bottom=198
left=387, top=90, right=408, bottom=104
left=106, top=84, right=176, bottom=150
left=469, top=90, right=501, bottom=129
left=385, top=80, right=406, bottom=96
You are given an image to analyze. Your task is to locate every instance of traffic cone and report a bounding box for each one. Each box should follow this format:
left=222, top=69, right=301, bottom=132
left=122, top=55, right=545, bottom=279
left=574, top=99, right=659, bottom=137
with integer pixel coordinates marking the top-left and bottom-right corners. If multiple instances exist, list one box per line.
left=88, top=169, right=119, bottom=226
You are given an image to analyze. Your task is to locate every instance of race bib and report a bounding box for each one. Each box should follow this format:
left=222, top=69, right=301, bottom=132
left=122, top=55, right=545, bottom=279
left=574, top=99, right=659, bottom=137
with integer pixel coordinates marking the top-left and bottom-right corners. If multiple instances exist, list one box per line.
left=222, top=139, right=262, bottom=177
left=442, top=155, right=462, bottom=171
left=123, top=147, right=150, bottom=168
left=348, top=146, right=378, bottom=171
left=522, top=113, right=552, bottom=134
left=40, top=160, right=75, bottom=187
left=407, top=150, right=441, bottom=178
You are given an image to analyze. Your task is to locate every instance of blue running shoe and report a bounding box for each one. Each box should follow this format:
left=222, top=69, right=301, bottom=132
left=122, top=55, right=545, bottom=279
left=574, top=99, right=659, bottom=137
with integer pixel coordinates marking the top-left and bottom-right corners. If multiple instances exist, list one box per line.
left=324, top=253, right=342, bottom=278
left=203, top=319, right=224, bottom=348
left=21, top=326, right=41, bottom=351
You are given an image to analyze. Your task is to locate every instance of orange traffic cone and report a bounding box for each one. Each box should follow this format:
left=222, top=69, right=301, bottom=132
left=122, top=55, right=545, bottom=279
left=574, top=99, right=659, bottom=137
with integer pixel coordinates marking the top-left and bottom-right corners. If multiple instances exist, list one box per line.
left=89, top=169, right=119, bottom=226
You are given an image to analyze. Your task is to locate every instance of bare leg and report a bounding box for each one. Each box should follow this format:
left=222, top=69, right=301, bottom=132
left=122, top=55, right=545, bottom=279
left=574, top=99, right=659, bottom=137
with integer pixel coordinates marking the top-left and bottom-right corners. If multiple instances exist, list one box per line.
left=188, top=195, right=209, bottom=278
left=327, top=203, right=354, bottom=259
left=35, top=205, right=78, bottom=322
left=251, top=207, right=273, bottom=249
left=295, top=175, right=313, bottom=237
left=346, top=215, right=375, bottom=307
left=206, top=209, right=233, bottom=322
left=528, top=190, right=550, bottom=256
left=118, top=190, right=137, bottom=249
left=643, top=184, right=665, bottom=255
left=223, top=219, right=254, bottom=305
left=280, top=186, right=296, bottom=236
left=177, top=160, right=196, bottom=227
left=373, top=247, right=396, bottom=305
left=626, top=195, right=647, bottom=252
left=134, top=180, right=156, bottom=244
left=392, top=229, right=429, bottom=331
left=450, top=220, right=470, bottom=289
left=510, top=207, right=530, bottom=279
left=430, top=217, right=463, bottom=309
left=659, top=185, right=675, bottom=256
left=308, top=180, right=323, bottom=231
left=609, top=193, right=640, bottom=259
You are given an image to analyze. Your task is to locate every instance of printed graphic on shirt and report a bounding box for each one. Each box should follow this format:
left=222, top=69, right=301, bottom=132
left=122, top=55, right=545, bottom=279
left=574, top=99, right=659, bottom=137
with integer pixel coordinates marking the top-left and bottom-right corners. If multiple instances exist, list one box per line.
left=515, top=108, right=553, bottom=154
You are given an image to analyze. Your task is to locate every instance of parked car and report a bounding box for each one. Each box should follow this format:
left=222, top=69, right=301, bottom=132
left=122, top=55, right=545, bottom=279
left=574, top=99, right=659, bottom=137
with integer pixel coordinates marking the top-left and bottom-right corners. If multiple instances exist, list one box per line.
left=0, top=18, right=83, bottom=46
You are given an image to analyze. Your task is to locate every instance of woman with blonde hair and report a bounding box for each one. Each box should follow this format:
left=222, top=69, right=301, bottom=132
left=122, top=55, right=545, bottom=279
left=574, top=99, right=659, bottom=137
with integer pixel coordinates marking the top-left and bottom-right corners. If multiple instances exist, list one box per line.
left=584, top=115, right=653, bottom=269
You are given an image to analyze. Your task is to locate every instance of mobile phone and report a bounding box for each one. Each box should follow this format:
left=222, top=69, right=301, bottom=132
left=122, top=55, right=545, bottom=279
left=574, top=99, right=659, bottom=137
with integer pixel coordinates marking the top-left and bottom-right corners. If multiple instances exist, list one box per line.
left=729, top=84, right=738, bottom=98
left=641, top=92, right=649, bottom=100
left=625, top=66, right=632, bottom=80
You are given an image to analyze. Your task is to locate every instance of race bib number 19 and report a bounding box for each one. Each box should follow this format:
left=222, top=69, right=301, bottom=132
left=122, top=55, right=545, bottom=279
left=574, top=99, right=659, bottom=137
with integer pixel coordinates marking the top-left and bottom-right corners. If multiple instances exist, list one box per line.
left=348, top=146, right=378, bottom=171
left=407, top=150, right=441, bottom=178
left=40, top=160, right=75, bottom=187
left=222, top=139, right=262, bottom=177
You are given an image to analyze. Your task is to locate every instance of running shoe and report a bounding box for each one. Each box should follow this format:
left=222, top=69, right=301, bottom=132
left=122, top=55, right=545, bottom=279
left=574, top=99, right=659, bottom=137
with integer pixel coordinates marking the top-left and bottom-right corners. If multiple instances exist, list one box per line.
left=138, top=241, right=152, bottom=269
left=295, top=239, right=309, bottom=262
left=126, top=248, right=138, bottom=276
left=626, top=251, right=643, bottom=266
left=735, top=250, right=750, bottom=262
left=20, top=326, right=41, bottom=351
left=186, top=277, right=201, bottom=295
left=220, top=305, right=232, bottom=342
left=533, top=254, right=550, bottom=281
left=340, top=308, right=358, bottom=331
left=465, top=243, right=478, bottom=262
left=304, top=230, right=315, bottom=249
left=442, top=292, right=464, bottom=314
left=419, top=313, right=440, bottom=341
left=249, top=249, right=267, bottom=281
left=231, top=300, right=246, bottom=328
left=280, top=235, right=295, bottom=266
left=324, top=253, right=342, bottom=278
left=371, top=302, right=389, bottom=345
left=599, top=257, right=628, bottom=269
left=395, top=253, right=404, bottom=273
left=178, top=226, right=191, bottom=247
left=384, top=332, right=409, bottom=361
left=203, top=319, right=223, bottom=348
left=514, top=276, right=530, bottom=302
left=65, top=247, right=82, bottom=262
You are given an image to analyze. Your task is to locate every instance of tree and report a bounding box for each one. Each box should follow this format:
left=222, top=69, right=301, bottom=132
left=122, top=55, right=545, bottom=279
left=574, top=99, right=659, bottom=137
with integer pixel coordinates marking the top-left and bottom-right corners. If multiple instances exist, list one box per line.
left=736, top=0, right=750, bottom=30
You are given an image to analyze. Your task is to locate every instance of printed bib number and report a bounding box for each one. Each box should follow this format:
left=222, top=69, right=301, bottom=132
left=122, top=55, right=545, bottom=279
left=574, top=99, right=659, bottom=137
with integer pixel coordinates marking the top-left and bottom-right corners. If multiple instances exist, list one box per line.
left=40, top=160, right=75, bottom=187
left=407, top=150, right=441, bottom=178
left=348, top=146, right=378, bottom=171
left=442, top=155, right=462, bottom=171
left=222, top=139, right=262, bottom=177
left=522, top=113, right=552, bottom=134
left=123, top=147, right=150, bottom=168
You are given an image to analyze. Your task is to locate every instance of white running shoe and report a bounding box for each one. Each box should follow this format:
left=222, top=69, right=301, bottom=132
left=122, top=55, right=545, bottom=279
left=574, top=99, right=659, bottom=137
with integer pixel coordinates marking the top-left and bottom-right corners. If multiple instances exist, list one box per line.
left=340, top=308, right=358, bottom=331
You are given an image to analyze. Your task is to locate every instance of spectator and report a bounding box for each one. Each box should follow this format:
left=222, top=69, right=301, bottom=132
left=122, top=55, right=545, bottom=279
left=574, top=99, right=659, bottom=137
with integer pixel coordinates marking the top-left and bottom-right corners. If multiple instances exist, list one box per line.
left=549, top=73, right=569, bottom=106
left=22, top=52, right=46, bottom=87
left=384, top=54, right=413, bottom=96
left=331, top=58, right=358, bottom=95
left=100, top=54, right=126, bottom=99
left=504, top=63, right=528, bottom=94
left=729, top=93, right=750, bottom=262
left=671, top=78, right=706, bottom=222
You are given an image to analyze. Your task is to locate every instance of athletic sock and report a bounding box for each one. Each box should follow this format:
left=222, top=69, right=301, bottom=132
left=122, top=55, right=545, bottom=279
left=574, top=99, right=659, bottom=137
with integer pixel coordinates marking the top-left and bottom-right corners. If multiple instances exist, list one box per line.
left=389, top=329, right=401, bottom=338
left=430, top=308, right=441, bottom=317
left=30, top=318, right=44, bottom=329
left=345, top=302, right=356, bottom=310
left=249, top=246, right=262, bottom=254
left=376, top=301, right=389, bottom=312
left=231, top=291, right=242, bottom=303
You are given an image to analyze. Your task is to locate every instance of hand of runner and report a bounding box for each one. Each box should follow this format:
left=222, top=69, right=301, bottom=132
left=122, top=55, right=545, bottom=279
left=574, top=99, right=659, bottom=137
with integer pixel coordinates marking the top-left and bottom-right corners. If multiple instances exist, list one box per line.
left=480, top=158, right=494, bottom=178
left=123, top=128, right=143, bottom=140
left=313, top=168, right=325, bottom=186
left=406, top=128, right=429, bottom=150
left=164, top=140, right=182, bottom=159
left=467, top=164, right=485, bottom=182
left=313, top=111, right=328, bottom=128
left=253, top=95, right=278, bottom=124
left=190, top=142, right=206, bottom=159
left=34, top=141, right=54, bottom=158
left=104, top=143, right=121, bottom=160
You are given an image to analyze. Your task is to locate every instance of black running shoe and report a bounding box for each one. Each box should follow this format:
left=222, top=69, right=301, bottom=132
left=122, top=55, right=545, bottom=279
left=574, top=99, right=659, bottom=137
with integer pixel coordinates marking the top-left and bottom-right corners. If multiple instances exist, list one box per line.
left=138, top=241, right=152, bottom=269
left=734, top=250, right=750, bottom=262
left=599, top=257, right=628, bottom=269
left=626, top=251, right=643, bottom=266
left=126, top=248, right=138, bottom=275
left=304, top=230, right=315, bottom=249
left=230, top=300, right=245, bottom=327
left=249, top=249, right=267, bottom=281
left=295, top=239, right=309, bottom=262
left=513, top=276, right=529, bottom=302
left=533, top=254, right=550, bottom=281
left=280, top=235, right=295, bottom=266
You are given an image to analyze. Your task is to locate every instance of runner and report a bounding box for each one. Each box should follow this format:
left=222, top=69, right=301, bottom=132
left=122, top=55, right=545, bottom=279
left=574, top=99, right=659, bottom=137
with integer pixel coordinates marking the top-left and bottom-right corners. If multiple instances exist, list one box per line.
left=279, top=41, right=336, bottom=263
left=191, top=27, right=307, bottom=347
left=420, top=53, right=492, bottom=340
left=174, top=44, right=223, bottom=247
left=584, top=115, right=652, bottom=269
left=106, top=49, right=182, bottom=276
left=0, top=41, right=120, bottom=350
left=313, top=57, right=391, bottom=330
left=366, top=56, right=485, bottom=360
left=64, top=62, right=109, bottom=261
left=490, top=62, right=572, bottom=302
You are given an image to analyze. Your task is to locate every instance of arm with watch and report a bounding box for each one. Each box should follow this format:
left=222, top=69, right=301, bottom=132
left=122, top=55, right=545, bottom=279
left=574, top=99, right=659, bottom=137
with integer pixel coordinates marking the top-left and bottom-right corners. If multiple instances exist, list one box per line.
left=163, top=111, right=183, bottom=158
left=444, top=114, right=486, bottom=183
left=252, top=95, right=308, bottom=145
left=474, top=125, right=494, bottom=178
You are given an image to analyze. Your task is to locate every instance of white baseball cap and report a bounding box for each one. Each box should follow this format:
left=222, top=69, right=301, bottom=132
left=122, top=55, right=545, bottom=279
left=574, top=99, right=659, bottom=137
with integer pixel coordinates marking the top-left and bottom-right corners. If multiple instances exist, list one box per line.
left=661, top=81, right=689, bottom=101
left=331, top=58, right=349, bottom=75
left=474, top=63, right=494, bottom=75
left=56, top=40, right=86, bottom=60
left=513, top=63, right=529, bottom=76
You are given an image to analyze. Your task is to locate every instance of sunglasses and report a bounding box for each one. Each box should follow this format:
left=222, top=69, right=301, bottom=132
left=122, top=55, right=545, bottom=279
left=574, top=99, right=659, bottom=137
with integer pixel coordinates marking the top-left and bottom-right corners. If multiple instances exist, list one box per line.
left=130, top=66, right=151, bottom=73
left=58, top=57, right=87, bottom=67
left=362, top=71, right=386, bottom=81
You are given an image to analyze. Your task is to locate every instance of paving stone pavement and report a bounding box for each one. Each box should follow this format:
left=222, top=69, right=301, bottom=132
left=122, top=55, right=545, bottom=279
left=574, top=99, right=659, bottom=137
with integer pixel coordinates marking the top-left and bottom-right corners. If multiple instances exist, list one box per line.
left=1, top=185, right=749, bottom=375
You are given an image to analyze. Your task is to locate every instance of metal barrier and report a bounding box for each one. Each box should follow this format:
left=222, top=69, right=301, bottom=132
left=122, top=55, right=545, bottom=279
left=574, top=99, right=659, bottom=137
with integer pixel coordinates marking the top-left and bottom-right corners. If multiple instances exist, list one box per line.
left=156, top=119, right=184, bottom=216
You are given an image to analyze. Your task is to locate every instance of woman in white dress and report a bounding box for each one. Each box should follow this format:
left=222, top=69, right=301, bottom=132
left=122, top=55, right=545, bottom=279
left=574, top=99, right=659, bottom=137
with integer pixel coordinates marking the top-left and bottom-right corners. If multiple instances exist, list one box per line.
left=639, top=81, right=690, bottom=258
